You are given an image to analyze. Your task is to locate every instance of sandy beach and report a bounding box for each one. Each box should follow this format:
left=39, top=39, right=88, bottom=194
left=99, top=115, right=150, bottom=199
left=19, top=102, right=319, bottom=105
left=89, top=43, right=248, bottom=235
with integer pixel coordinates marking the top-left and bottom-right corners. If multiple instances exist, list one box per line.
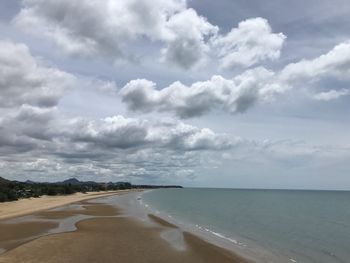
left=0, top=191, right=128, bottom=220
left=0, top=192, right=252, bottom=263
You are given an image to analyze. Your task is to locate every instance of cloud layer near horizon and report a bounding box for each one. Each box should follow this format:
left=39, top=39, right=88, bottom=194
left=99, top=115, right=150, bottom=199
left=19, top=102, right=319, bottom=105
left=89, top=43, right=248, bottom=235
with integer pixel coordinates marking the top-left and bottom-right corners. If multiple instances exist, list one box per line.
left=0, top=40, right=237, bottom=182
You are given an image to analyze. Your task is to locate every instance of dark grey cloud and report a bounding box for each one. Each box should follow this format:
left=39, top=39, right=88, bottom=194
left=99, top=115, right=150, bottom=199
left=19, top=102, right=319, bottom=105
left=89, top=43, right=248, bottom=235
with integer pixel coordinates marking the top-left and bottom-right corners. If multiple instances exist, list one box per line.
left=0, top=39, right=236, bottom=182
left=8, top=105, right=55, bottom=141
left=0, top=40, right=75, bottom=108
left=0, top=112, right=236, bottom=182
left=0, top=118, right=233, bottom=183
left=0, top=135, right=37, bottom=155
left=13, top=0, right=216, bottom=69
left=13, top=0, right=285, bottom=71
left=0, top=105, right=57, bottom=157
left=68, top=116, right=149, bottom=150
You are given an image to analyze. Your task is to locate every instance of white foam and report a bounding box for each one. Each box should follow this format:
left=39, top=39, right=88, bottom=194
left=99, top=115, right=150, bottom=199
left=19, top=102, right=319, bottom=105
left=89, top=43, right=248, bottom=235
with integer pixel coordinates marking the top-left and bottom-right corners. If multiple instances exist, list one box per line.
left=201, top=228, right=248, bottom=247
left=140, top=192, right=248, bottom=249
left=160, top=229, right=187, bottom=251
left=111, top=190, right=288, bottom=263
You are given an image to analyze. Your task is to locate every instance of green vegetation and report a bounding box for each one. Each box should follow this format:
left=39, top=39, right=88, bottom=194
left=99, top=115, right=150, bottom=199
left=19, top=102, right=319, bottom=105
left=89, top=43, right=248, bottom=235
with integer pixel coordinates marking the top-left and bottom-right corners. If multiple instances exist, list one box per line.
left=0, top=176, right=182, bottom=202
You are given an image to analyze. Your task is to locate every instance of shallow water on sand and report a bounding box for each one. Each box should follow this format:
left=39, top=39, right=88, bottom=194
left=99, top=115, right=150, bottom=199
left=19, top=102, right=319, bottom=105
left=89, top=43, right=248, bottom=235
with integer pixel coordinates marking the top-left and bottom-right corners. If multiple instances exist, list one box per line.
left=141, top=188, right=350, bottom=263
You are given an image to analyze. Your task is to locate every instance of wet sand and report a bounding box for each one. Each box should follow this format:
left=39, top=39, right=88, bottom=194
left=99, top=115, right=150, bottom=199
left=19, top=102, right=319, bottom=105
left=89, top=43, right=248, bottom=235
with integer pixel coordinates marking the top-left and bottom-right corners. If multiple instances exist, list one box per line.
left=0, top=191, right=127, bottom=220
left=0, top=195, right=252, bottom=263
left=0, top=221, right=58, bottom=253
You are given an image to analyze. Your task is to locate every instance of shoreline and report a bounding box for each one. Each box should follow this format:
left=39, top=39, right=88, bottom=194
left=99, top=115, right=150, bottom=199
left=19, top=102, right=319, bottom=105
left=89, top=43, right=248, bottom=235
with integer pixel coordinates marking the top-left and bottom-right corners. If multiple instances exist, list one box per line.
left=107, top=190, right=260, bottom=262
left=0, top=190, right=253, bottom=263
left=136, top=190, right=282, bottom=263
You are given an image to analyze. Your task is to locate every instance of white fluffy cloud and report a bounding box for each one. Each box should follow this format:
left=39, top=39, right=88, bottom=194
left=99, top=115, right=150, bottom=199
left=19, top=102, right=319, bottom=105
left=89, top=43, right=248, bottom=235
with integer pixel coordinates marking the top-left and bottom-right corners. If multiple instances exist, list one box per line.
left=313, top=89, right=349, bottom=101
left=280, top=41, right=350, bottom=82
left=213, top=17, right=286, bottom=69
left=66, top=115, right=233, bottom=151
left=278, top=41, right=350, bottom=100
left=160, top=8, right=218, bottom=69
left=120, top=67, right=278, bottom=118
left=0, top=40, right=75, bottom=108
left=120, top=40, right=350, bottom=118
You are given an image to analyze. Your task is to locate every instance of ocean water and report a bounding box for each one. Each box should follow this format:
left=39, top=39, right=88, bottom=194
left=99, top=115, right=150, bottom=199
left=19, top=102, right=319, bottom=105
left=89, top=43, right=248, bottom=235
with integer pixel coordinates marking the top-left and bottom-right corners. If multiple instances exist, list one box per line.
left=141, top=188, right=350, bottom=263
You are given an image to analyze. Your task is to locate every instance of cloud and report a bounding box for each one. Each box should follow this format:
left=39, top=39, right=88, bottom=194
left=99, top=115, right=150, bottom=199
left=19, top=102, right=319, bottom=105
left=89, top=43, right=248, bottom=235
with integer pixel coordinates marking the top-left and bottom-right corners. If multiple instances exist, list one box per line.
left=66, top=115, right=233, bottom=151
left=0, top=105, right=57, bottom=155
left=9, top=105, right=56, bottom=140
left=8, top=107, right=346, bottom=185
left=120, top=67, right=277, bottom=118
left=14, top=0, right=217, bottom=69
left=14, top=0, right=183, bottom=58
left=3, top=1, right=350, bottom=189
left=149, top=120, right=234, bottom=151
left=121, top=40, right=350, bottom=118
left=67, top=116, right=150, bottom=149
left=0, top=38, right=235, bottom=182
left=220, top=140, right=350, bottom=189
left=161, top=8, right=218, bottom=69
left=0, top=110, right=235, bottom=182
left=313, top=88, right=349, bottom=101
left=0, top=40, right=74, bottom=156
left=14, top=1, right=287, bottom=71
left=280, top=41, right=350, bottom=83
left=213, top=17, right=286, bottom=69
left=0, top=40, right=75, bottom=108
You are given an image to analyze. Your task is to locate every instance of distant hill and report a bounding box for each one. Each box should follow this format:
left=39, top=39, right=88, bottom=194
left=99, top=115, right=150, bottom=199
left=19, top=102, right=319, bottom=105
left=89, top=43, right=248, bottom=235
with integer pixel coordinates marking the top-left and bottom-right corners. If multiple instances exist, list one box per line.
left=25, top=180, right=36, bottom=184
left=61, top=178, right=81, bottom=185
left=0, top=176, right=9, bottom=185
left=60, top=178, right=99, bottom=186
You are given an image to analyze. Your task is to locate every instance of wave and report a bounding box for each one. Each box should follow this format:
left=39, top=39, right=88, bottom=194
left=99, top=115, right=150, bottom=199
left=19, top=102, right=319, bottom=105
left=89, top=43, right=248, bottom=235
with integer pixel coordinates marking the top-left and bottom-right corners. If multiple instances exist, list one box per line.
left=138, top=192, right=247, bottom=248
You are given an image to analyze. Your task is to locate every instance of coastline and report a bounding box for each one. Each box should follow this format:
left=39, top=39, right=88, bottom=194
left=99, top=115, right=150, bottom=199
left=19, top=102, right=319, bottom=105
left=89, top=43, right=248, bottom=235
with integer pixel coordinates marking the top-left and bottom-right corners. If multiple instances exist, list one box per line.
left=0, top=190, right=253, bottom=263
left=136, top=189, right=283, bottom=263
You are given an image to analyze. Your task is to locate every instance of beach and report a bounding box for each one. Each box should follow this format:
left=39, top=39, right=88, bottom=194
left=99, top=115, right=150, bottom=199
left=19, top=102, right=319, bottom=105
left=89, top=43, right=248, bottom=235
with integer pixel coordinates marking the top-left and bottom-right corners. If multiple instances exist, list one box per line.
left=0, top=191, right=251, bottom=263
left=0, top=191, right=128, bottom=220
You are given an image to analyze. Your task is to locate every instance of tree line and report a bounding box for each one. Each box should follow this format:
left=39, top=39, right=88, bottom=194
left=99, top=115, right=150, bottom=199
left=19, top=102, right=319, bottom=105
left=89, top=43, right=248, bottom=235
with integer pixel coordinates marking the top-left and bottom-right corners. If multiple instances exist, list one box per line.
left=0, top=176, right=182, bottom=202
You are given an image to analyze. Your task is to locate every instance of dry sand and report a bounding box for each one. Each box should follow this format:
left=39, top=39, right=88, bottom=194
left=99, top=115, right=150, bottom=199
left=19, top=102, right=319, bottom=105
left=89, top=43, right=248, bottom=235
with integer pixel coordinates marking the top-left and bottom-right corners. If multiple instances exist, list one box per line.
left=0, top=191, right=126, bottom=220
left=0, top=194, right=252, bottom=263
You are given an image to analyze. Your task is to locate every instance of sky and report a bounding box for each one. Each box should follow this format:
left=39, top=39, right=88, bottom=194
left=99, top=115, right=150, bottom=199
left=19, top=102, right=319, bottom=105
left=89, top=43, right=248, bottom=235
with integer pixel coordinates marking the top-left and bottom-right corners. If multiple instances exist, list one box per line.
left=0, top=0, right=349, bottom=189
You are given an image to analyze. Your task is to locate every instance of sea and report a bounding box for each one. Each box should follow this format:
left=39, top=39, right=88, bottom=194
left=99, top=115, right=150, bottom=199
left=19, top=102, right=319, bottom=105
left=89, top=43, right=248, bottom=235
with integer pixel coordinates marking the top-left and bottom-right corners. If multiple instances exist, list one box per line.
left=138, top=188, right=350, bottom=263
